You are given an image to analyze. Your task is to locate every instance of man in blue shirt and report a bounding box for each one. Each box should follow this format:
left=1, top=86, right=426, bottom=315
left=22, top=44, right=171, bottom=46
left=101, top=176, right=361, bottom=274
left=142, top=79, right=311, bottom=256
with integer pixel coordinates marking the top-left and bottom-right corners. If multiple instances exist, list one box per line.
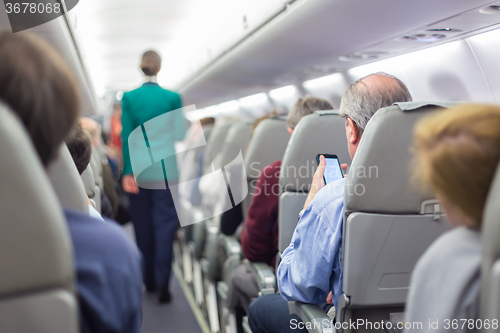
left=248, top=72, right=413, bottom=333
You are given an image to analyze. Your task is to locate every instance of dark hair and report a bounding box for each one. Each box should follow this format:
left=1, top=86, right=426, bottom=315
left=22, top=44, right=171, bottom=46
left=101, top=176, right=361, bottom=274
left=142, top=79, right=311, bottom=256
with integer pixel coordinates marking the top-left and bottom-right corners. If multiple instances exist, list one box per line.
left=65, top=123, right=92, bottom=175
left=0, top=33, right=80, bottom=166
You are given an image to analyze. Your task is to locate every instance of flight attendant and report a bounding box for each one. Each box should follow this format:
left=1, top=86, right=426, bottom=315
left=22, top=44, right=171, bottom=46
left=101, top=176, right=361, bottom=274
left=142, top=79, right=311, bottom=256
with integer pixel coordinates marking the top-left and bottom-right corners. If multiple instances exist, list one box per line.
left=121, top=50, right=186, bottom=303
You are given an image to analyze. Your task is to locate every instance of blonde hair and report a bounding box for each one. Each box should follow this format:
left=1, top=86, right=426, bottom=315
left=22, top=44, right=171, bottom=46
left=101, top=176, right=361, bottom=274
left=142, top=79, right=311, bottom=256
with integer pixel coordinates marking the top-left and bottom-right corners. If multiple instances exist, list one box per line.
left=412, top=104, right=500, bottom=226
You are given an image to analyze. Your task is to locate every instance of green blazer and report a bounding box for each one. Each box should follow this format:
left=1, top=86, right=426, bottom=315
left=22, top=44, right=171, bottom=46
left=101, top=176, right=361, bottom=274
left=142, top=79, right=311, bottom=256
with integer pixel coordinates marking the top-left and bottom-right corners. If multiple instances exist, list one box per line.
left=121, top=82, right=186, bottom=182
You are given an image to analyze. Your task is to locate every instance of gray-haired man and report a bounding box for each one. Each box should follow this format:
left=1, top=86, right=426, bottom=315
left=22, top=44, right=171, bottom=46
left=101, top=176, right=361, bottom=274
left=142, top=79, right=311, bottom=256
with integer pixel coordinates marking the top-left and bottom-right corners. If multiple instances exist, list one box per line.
left=248, top=72, right=412, bottom=333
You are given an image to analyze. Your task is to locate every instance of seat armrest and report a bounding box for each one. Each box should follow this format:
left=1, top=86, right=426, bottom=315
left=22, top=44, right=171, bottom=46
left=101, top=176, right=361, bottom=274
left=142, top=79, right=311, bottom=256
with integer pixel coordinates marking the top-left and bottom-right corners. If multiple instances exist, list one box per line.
left=219, top=235, right=241, bottom=257
left=288, top=301, right=333, bottom=333
left=244, top=260, right=276, bottom=295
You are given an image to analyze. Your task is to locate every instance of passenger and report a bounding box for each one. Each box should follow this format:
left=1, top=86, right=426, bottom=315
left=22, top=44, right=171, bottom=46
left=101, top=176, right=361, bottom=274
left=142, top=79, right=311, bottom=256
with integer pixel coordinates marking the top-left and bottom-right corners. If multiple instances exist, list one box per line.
left=231, top=96, right=333, bottom=314
left=80, top=117, right=118, bottom=219
left=65, top=122, right=104, bottom=221
left=121, top=49, right=186, bottom=304
left=404, top=104, right=500, bottom=333
left=248, top=72, right=412, bottom=333
left=0, top=32, right=142, bottom=333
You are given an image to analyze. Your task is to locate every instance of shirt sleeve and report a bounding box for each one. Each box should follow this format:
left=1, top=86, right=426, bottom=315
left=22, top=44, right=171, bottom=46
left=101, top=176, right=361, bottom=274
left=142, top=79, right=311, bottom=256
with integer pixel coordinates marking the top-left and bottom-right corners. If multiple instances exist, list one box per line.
left=121, top=93, right=134, bottom=176
left=240, top=161, right=281, bottom=266
left=277, top=185, right=344, bottom=305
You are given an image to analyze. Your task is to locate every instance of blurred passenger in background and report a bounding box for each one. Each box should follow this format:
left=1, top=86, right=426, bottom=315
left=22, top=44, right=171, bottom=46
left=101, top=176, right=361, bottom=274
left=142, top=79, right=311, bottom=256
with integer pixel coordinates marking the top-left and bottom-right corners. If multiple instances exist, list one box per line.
left=65, top=122, right=104, bottom=221
left=0, top=32, right=142, bottom=333
left=404, top=104, right=500, bottom=333
left=121, top=50, right=186, bottom=303
left=80, top=117, right=117, bottom=219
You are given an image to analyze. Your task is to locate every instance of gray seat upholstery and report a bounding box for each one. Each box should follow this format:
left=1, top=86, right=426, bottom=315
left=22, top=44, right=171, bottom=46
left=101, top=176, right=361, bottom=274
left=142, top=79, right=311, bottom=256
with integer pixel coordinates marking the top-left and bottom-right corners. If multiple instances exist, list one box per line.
left=337, top=102, right=457, bottom=331
left=47, top=144, right=89, bottom=214
left=243, top=118, right=290, bottom=220
left=279, top=110, right=351, bottom=255
left=89, top=149, right=102, bottom=212
left=81, top=165, right=96, bottom=200
left=480, top=161, right=500, bottom=332
left=0, top=103, right=78, bottom=333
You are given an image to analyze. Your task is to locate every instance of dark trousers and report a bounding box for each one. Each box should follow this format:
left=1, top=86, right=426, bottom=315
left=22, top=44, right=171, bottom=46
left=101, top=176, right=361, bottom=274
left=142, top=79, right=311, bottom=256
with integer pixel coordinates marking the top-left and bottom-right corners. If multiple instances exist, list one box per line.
left=129, top=187, right=178, bottom=290
left=249, top=293, right=333, bottom=333
left=248, top=294, right=308, bottom=333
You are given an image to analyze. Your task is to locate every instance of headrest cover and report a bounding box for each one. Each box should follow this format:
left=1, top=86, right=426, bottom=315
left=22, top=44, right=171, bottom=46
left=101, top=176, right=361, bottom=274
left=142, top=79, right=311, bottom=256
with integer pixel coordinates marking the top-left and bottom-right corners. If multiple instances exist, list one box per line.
left=480, top=161, right=500, bottom=317
left=47, top=144, right=89, bottom=213
left=81, top=166, right=96, bottom=198
left=203, top=122, right=232, bottom=169
left=280, top=111, right=351, bottom=192
left=245, top=118, right=290, bottom=180
left=345, top=102, right=459, bottom=215
left=218, top=122, right=253, bottom=168
left=0, top=103, right=74, bottom=296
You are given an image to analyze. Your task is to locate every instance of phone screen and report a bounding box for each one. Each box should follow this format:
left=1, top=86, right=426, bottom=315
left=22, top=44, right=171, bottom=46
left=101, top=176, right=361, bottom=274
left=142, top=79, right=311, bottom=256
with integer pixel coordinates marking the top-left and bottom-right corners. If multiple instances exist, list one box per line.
left=317, top=154, right=343, bottom=184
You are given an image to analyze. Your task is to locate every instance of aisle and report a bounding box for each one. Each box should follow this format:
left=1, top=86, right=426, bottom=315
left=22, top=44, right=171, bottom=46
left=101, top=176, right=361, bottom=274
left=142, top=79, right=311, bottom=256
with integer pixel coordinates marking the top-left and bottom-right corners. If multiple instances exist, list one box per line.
left=140, top=273, right=203, bottom=333
left=122, top=223, right=204, bottom=333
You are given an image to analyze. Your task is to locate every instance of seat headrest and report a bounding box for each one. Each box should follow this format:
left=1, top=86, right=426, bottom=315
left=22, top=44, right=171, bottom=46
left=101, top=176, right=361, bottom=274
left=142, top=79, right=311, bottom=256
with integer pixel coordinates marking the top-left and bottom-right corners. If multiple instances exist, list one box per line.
left=47, top=144, right=89, bottom=214
left=81, top=166, right=96, bottom=198
left=345, top=101, right=459, bottom=215
left=0, top=103, right=74, bottom=297
left=245, top=118, right=290, bottom=180
left=280, top=110, right=351, bottom=192
left=480, top=161, right=500, bottom=317
left=203, top=122, right=233, bottom=169
left=218, top=122, right=253, bottom=168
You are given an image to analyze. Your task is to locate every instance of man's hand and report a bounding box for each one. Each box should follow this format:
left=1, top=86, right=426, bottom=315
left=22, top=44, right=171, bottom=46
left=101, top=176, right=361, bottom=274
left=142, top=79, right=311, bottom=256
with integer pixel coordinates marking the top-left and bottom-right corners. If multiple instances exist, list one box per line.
left=123, top=174, right=139, bottom=194
left=303, top=155, right=326, bottom=209
left=341, top=163, right=348, bottom=176
left=327, top=291, right=333, bottom=304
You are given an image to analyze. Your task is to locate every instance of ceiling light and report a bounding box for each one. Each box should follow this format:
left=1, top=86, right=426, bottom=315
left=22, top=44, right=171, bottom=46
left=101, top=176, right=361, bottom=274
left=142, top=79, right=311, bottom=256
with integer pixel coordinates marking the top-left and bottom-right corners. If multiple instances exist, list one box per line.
left=238, top=93, right=269, bottom=108
left=217, top=100, right=239, bottom=113
left=302, top=73, right=344, bottom=90
left=269, top=85, right=297, bottom=100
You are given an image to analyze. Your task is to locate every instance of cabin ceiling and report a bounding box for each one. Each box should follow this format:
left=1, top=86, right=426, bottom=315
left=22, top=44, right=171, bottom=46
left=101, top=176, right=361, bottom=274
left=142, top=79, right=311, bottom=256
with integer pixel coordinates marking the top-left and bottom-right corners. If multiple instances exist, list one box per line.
left=179, top=0, right=500, bottom=108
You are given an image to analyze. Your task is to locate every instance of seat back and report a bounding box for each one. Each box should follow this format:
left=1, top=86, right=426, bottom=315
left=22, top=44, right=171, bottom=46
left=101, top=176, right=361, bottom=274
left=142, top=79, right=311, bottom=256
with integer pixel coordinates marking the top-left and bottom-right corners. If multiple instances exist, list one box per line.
left=278, top=111, right=351, bottom=253
left=81, top=165, right=96, bottom=201
left=0, top=103, right=78, bottom=333
left=47, top=144, right=89, bottom=214
left=243, top=118, right=290, bottom=220
left=480, top=162, right=500, bottom=331
left=340, top=102, right=457, bottom=318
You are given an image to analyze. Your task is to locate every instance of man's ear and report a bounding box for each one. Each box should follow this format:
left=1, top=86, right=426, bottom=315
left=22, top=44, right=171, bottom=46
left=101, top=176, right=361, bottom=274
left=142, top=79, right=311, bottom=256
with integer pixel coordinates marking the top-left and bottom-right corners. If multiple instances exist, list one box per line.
left=287, top=127, right=293, bottom=135
left=347, top=118, right=360, bottom=144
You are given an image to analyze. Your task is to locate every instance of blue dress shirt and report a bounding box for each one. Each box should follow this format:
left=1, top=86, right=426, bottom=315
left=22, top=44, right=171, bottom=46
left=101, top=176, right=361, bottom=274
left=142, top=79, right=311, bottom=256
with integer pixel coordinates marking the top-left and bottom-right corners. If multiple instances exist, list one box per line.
left=277, top=177, right=346, bottom=310
left=64, top=209, right=142, bottom=333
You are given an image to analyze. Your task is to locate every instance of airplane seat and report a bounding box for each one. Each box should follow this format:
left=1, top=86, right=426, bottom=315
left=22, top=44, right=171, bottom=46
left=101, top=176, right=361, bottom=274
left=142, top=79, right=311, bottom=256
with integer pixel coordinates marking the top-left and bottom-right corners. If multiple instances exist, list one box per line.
left=0, top=103, right=78, bottom=333
left=279, top=110, right=351, bottom=257
left=81, top=165, right=97, bottom=207
left=289, top=102, right=458, bottom=333
left=205, top=121, right=253, bottom=271
left=480, top=161, right=500, bottom=332
left=218, top=118, right=290, bottom=333
left=89, top=149, right=102, bottom=212
left=47, top=144, right=89, bottom=214
left=243, top=117, right=291, bottom=221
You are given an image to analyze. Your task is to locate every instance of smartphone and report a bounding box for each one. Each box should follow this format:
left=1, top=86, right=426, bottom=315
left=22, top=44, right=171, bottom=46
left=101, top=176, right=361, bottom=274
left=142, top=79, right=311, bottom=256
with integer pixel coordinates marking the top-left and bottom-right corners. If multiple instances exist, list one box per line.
left=316, top=154, right=343, bottom=184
